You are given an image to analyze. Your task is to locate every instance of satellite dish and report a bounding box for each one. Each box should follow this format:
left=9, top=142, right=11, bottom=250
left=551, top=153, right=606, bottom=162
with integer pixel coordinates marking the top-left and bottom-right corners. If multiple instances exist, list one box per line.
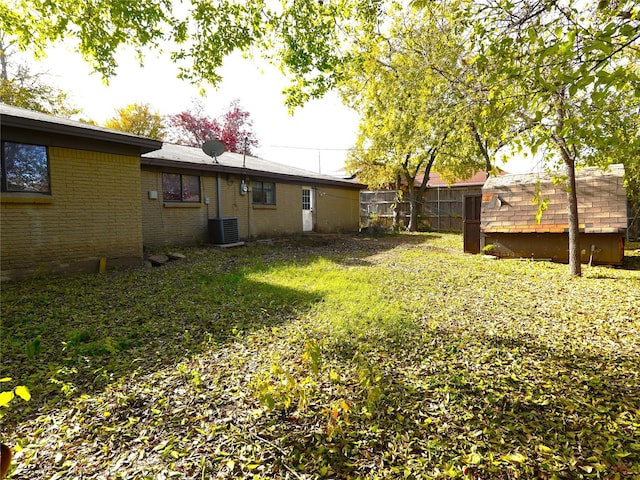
left=202, top=139, right=226, bottom=161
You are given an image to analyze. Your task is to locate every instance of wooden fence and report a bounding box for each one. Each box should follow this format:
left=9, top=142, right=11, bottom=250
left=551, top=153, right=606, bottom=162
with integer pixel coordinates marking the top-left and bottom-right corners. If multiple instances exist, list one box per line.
left=360, top=186, right=482, bottom=232
left=629, top=200, right=639, bottom=241
left=361, top=188, right=639, bottom=239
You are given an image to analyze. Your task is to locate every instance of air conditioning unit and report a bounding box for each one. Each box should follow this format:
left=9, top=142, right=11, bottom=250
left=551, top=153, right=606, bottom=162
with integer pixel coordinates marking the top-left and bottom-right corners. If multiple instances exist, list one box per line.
left=209, top=217, right=240, bottom=244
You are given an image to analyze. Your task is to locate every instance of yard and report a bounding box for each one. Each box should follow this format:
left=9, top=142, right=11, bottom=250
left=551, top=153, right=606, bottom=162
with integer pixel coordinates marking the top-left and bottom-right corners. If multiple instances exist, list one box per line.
left=1, top=233, right=639, bottom=479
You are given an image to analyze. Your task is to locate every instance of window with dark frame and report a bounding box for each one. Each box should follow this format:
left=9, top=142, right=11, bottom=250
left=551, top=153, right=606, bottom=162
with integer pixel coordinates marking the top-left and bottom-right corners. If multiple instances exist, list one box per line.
left=252, top=181, right=276, bottom=205
left=162, top=173, right=201, bottom=202
left=1, top=141, right=51, bottom=193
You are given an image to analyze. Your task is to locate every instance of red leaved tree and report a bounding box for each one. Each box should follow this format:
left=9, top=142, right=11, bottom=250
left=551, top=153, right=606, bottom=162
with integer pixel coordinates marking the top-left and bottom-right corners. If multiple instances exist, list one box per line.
left=165, top=100, right=220, bottom=147
left=165, top=99, right=259, bottom=154
left=218, top=99, right=259, bottom=155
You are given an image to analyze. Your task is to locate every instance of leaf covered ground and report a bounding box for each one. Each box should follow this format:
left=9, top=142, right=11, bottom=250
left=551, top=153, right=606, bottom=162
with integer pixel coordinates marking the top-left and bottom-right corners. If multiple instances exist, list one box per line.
left=1, top=234, right=639, bottom=479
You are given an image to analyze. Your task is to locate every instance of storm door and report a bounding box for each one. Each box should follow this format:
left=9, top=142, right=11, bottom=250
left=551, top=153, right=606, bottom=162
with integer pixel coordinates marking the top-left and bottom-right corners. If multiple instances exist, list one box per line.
left=302, top=187, right=314, bottom=232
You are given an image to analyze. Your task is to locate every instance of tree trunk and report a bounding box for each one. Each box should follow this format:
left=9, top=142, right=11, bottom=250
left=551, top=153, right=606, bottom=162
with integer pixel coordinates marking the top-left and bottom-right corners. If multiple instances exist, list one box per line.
left=471, top=122, right=493, bottom=174
left=393, top=175, right=402, bottom=230
left=0, top=40, right=8, bottom=81
left=408, top=186, right=419, bottom=231
left=410, top=155, right=436, bottom=232
left=565, top=158, right=582, bottom=276
left=551, top=91, right=581, bottom=276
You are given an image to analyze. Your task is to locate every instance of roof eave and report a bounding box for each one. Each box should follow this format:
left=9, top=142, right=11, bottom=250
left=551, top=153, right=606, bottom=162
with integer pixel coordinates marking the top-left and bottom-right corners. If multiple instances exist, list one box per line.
left=2, top=114, right=162, bottom=154
left=141, top=157, right=365, bottom=189
left=426, top=182, right=486, bottom=188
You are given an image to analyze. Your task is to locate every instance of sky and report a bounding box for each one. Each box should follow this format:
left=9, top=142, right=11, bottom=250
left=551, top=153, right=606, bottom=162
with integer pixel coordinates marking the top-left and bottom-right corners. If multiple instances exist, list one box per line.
left=34, top=43, right=361, bottom=175
left=32, top=41, right=537, bottom=176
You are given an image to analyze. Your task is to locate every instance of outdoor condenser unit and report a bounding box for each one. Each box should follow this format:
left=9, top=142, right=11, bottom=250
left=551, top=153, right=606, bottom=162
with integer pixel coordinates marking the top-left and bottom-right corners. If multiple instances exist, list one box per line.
left=209, top=217, right=240, bottom=244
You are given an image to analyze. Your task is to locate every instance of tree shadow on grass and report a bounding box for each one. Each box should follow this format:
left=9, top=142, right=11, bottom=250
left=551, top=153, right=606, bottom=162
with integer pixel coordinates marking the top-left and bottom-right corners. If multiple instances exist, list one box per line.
left=0, top=233, right=442, bottom=428
left=316, top=232, right=445, bottom=267
left=0, top=263, right=322, bottom=428
left=299, top=326, right=640, bottom=478
left=622, top=253, right=640, bottom=270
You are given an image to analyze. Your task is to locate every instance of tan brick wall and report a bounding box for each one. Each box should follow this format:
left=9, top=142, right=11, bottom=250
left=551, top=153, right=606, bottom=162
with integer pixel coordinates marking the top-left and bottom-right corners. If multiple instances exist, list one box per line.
left=141, top=170, right=260, bottom=246
left=244, top=183, right=360, bottom=237
left=141, top=168, right=218, bottom=248
left=248, top=182, right=303, bottom=237
left=315, top=186, right=360, bottom=233
left=1, top=147, right=142, bottom=280
left=220, top=175, right=250, bottom=238
left=141, top=170, right=362, bottom=243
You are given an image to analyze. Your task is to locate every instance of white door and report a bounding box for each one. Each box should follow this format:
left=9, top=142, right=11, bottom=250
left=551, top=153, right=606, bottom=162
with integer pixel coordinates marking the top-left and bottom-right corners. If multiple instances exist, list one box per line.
left=302, top=187, right=313, bottom=232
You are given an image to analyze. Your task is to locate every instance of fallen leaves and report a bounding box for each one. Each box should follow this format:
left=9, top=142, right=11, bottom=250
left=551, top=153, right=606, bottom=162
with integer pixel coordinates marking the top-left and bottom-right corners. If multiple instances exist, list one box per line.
left=1, top=233, right=639, bottom=478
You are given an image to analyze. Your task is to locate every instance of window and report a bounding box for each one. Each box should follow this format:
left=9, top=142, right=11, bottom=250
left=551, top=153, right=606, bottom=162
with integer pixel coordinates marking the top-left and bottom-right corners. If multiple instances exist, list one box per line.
left=252, top=181, right=276, bottom=205
left=302, top=188, right=311, bottom=210
left=162, top=173, right=200, bottom=202
left=1, top=141, right=51, bottom=193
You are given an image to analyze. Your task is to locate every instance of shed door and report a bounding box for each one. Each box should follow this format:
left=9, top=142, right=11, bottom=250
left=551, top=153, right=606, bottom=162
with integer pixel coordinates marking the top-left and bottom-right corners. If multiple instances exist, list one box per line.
left=463, top=194, right=482, bottom=254
left=302, top=187, right=314, bottom=232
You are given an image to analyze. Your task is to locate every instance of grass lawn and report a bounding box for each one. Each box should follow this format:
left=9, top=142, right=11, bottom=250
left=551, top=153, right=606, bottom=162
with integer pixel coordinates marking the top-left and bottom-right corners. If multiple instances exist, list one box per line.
left=1, top=233, right=639, bottom=479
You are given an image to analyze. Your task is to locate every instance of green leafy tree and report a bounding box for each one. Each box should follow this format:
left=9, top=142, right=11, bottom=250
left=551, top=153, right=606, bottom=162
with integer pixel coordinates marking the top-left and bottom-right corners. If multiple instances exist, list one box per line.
left=618, top=110, right=640, bottom=239
left=462, top=0, right=640, bottom=275
left=343, top=3, right=486, bottom=231
left=0, top=0, right=379, bottom=108
left=0, top=34, right=79, bottom=116
left=104, top=102, right=166, bottom=139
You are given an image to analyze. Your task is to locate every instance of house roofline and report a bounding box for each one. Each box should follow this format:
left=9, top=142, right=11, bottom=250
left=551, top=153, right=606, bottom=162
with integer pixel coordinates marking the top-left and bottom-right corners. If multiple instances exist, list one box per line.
left=1, top=105, right=162, bottom=154
left=141, top=157, right=365, bottom=190
left=426, top=181, right=486, bottom=188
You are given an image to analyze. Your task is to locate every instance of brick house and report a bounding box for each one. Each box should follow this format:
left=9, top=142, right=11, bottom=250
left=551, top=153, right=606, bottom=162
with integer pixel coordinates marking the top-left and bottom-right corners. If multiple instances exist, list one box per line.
left=480, top=164, right=627, bottom=265
left=1, top=106, right=363, bottom=279
left=141, top=144, right=363, bottom=248
left=1, top=104, right=161, bottom=280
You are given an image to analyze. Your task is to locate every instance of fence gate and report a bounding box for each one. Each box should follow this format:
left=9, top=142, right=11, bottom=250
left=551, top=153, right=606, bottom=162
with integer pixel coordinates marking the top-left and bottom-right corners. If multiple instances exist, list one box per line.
left=463, top=195, right=482, bottom=254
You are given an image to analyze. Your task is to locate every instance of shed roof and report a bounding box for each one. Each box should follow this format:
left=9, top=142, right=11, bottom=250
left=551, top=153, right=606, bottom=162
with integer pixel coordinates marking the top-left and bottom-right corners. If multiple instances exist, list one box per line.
left=481, top=164, right=627, bottom=234
left=0, top=104, right=162, bottom=153
left=142, top=143, right=365, bottom=190
left=421, top=170, right=492, bottom=187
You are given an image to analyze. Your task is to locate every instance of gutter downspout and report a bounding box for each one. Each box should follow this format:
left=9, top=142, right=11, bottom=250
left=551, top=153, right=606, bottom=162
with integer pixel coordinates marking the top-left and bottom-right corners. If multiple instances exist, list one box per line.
left=243, top=137, right=250, bottom=239
left=217, top=173, right=222, bottom=218
left=247, top=185, right=251, bottom=239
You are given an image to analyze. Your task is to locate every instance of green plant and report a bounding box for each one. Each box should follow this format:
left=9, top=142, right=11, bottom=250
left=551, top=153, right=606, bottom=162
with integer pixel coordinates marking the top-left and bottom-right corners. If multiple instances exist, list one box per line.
left=0, top=378, right=31, bottom=420
left=48, top=367, right=78, bottom=397
left=252, top=340, right=323, bottom=413
left=25, top=337, right=41, bottom=360
left=481, top=243, right=496, bottom=254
